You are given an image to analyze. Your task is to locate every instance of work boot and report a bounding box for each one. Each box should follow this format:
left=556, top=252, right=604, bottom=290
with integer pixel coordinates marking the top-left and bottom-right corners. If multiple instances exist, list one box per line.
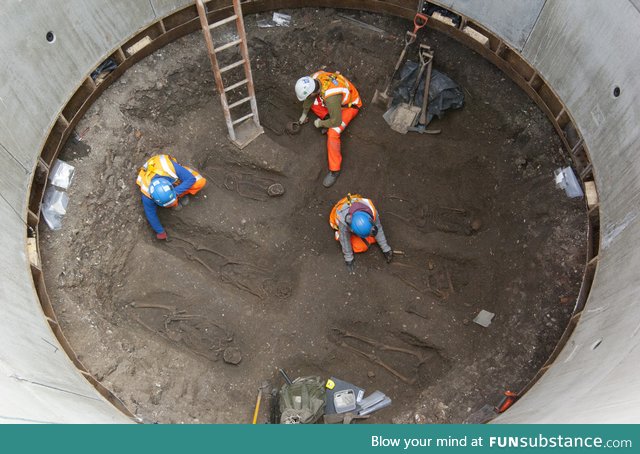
left=173, top=195, right=189, bottom=211
left=323, top=170, right=340, bottom=188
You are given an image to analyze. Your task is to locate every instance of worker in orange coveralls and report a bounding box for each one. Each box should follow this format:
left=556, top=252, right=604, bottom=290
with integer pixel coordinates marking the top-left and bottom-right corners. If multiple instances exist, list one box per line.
left=136, top=154, right=206, bottom=240
left=295, top=71, right=362, bottom=188
left=330, top=194, right=393, bottom=272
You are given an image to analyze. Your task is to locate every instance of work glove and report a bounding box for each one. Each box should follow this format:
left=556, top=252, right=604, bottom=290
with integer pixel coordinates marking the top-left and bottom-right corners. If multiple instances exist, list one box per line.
left=156, top=232, right=167, bottom=241
left=299, top=113, right=309, bottom=124
left=313, top=118, right=323, bottom=128
left=383, top=250, right=394, bottom=263
left=345, top=259, right=355, bottom=273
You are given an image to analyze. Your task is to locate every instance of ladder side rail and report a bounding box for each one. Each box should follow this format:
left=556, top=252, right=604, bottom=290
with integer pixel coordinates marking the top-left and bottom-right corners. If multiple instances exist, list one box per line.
left=195, top=0, right=236, bottom=141
left=232, top=0, right=261, bottom=127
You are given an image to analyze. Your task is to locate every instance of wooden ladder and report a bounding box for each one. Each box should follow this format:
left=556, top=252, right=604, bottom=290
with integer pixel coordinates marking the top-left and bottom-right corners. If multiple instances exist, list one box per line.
left=195, top=0, right=263, bottom=149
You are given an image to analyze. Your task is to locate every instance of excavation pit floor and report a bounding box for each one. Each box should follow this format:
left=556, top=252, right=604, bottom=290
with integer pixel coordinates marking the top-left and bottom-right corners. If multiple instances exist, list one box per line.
left=40, top=8, right=587, bottom=423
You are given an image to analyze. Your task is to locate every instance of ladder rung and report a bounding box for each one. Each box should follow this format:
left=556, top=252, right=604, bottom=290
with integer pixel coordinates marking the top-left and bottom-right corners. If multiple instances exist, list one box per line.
left=232, top=113, right=254, bottom=125
left=215, top=39, right=242, bottom=53
left=224, top=79, right=248, bottom=92
left=220, top=59, right=245, bottom=73
left=209, top=14, right=237, bottom=29
left=228, top=96, right=252, bottom=109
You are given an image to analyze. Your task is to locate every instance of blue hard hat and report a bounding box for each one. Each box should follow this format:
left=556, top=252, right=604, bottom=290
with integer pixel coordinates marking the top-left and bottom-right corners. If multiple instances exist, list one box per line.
left=149, top=177, right=177, bottom=207
left=350, top=211, right=374, bottom=238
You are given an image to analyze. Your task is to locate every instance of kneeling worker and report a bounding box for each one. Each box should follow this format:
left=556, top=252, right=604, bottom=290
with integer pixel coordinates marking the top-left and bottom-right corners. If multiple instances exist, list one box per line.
left=329, top=194, right=393, bottom=271
left=136, top=154, right=206, bottom=240
left=295, top=70, right=362, bottom=188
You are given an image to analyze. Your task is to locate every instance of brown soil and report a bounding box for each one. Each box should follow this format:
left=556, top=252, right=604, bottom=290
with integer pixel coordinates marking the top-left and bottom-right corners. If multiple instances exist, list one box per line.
left=39, top=8, right=587, bottom=423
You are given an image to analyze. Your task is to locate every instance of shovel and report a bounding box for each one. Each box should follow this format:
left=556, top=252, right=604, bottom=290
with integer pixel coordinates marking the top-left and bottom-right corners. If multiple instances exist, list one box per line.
left=408, top=47, right=441, bottom=135
left=384, top=44, right=432, bottom=134
left=371, top=13, right=428, bottom=109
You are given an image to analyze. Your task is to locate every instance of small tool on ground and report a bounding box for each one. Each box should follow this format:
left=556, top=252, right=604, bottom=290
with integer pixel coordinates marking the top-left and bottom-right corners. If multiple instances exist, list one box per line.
left=252, top=382, right=269, bottom=424
left=371, top=12, right=428, bottom=109
left=252, top=388, right=262, bottom=424
left=278, top=367, right=293, bottom=385
left=337, top=14, right=388, bottom=35
left=495, top=390, right=518, bottom=413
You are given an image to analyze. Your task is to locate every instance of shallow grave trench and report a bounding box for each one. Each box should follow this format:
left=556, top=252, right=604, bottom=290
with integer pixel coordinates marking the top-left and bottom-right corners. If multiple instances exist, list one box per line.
left=40, top=8, right=587, bottom=423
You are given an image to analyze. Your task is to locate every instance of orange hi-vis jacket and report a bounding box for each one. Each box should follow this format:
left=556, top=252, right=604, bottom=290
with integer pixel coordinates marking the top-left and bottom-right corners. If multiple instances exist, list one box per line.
left=136, top=154, right=203, bottom=198
left=312, top=71, right=362, bottom=109
left=329, top=194, right=378, bottom=231
left=330, top=194, right=390, bottom=260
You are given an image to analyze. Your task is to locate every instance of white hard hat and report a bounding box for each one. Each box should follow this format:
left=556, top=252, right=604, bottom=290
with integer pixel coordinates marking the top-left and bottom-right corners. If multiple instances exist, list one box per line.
left=295, top=76, right=316, bottom=101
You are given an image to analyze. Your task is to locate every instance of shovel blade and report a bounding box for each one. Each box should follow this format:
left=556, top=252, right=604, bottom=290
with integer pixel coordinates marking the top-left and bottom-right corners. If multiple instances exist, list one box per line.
left=384, top=103, right=421, bottom=134
left=371, top=89, right=392, bottom=109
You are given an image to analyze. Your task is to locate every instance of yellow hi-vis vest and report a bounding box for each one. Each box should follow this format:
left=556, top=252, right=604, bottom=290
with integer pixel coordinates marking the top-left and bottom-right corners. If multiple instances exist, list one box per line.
left=136, top=154, right=204, bottom=199
left=312, top=71, right=362, bottom=108
left=329, top=194, right=378, bottom=231
left=136, top=154, right=179, bottom=198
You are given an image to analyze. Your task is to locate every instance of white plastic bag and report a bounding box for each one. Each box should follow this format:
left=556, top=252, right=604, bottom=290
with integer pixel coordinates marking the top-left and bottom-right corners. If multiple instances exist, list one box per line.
left=272, top=12, right=291, bottom=26
left=554, top=166, right=584, bottom=198
left=257, top=12, right=291, bottom=27
left=49, top=159, right=75, bottom=190
left=41, top=186, right=69, bottom=230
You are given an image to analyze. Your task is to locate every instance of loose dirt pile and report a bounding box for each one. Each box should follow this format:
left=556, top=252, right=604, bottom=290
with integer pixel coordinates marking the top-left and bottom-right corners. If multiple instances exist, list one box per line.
left=40, top=9, right=587, bottom=423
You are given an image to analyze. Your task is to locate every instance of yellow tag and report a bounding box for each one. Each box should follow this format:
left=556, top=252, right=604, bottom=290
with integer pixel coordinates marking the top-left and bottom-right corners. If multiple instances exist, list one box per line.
left=326, top=379, right=335, bottom=390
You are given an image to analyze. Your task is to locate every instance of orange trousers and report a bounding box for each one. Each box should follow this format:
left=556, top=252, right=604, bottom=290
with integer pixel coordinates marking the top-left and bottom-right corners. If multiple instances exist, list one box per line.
left=169, top=177, right=206, bottom=207
left=182, top=177, right=206, bottom=197
left=352, top=235, right=376, bottom=253
left=311, top=101, right=360, bottom=171
left=335, top=232, right=376, bottom=253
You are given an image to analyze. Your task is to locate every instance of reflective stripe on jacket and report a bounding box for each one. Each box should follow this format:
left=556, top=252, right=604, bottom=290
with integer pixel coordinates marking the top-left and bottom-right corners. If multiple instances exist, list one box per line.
left=312, top=71, right=362, bottom=109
